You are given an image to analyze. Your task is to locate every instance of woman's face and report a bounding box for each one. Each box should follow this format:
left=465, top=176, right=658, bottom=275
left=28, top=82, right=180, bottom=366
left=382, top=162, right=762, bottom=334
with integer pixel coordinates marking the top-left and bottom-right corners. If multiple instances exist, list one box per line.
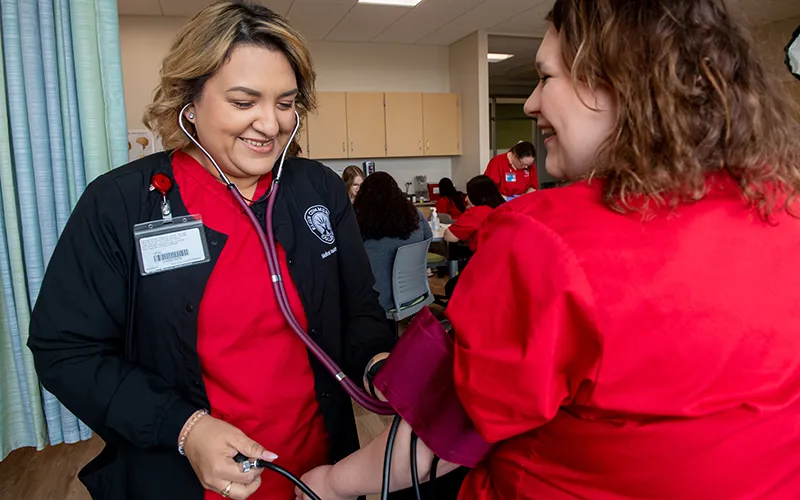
left=524, top=26, right=617, bottom=180
left=510, top=153, right=535, bottom=170
left=350, top=176, right=363, bottom=200
left=185, top=44, right=299, bottom=183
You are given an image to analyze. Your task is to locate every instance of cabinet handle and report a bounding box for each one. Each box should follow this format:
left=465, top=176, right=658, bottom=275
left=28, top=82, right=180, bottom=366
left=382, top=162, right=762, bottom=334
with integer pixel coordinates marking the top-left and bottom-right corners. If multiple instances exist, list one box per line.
left=342, top=142, right=346, bottom=152
left=426, top=140, right=430, bottom=150
left=351, top=141, right=354, bottom=153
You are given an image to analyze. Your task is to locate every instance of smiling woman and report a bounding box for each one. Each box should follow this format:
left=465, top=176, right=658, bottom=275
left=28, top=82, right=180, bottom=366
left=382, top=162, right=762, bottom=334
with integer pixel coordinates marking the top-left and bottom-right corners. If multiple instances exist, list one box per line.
left=28, top=2, right=397, bottom=500
left=143, top=1, right=315, bottom=198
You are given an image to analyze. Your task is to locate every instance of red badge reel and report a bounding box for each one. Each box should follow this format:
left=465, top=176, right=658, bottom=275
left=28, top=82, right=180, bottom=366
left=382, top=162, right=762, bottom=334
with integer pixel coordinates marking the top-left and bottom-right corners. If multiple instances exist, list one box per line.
left=150, top=173, right=173, bottom=220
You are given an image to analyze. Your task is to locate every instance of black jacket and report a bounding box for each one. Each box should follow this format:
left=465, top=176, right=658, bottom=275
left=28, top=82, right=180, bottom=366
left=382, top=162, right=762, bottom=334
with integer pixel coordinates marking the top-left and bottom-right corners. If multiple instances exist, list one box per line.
left=28, top=152, right=395, bottom=499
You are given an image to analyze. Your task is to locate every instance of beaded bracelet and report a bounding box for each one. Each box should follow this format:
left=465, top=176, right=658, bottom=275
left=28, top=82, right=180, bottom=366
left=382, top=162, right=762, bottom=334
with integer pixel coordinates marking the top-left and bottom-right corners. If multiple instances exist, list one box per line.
left=178, top=409, right=208, bottom=456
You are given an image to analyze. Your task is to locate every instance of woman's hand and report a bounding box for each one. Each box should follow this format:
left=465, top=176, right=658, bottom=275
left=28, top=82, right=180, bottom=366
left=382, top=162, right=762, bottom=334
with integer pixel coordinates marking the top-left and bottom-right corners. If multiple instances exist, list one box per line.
left=183, top=414, right=277, bottom=500
left=295, top=465, right=357, bottom=500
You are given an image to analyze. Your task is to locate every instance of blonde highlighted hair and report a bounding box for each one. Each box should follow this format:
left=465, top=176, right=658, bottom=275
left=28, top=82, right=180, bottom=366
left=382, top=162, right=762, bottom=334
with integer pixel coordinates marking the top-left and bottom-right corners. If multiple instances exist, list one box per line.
left=547, top=0, right=800, bottom=217
left=144, top=0, right=315, bottom=155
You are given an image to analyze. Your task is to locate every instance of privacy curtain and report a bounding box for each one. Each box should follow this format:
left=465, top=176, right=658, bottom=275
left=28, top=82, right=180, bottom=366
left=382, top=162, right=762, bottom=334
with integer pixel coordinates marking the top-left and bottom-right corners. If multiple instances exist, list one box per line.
left=0, top=0, right=128, bottom=460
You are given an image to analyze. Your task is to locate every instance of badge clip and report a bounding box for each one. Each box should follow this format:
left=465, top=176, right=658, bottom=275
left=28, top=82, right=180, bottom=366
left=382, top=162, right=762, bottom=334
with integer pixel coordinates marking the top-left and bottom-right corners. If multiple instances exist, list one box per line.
left=150, top=173, right=173, bottom=221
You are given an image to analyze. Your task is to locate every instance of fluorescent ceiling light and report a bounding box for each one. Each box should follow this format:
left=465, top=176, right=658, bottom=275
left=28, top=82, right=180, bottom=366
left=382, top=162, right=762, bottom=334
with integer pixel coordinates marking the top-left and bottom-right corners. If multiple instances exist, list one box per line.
left=488, top=53, right=514, bottom=63
left=358, top=0, right=423, bottom=6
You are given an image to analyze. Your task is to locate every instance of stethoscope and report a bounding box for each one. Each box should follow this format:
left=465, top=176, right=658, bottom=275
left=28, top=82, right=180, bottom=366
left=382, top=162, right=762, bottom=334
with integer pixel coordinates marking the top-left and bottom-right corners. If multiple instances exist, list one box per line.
left=178, top=104, right=433, bottom=500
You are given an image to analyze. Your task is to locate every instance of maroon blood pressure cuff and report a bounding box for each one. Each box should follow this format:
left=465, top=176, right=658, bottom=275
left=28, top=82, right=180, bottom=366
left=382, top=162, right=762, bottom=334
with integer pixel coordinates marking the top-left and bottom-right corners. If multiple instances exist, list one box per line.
left=373, top=307, right=493, bottom=468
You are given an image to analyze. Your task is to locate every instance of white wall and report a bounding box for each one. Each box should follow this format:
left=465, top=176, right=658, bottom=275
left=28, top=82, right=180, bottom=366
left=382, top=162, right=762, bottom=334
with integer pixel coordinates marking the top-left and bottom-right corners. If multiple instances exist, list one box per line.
left=306, top=40, right=452, bottom=189
left=309, top=41, right=450, bottom=93
left=119, top=16, right=186, bottom=131
left=449, top=31, right=490, bottom=190
left=118, top=16, right=454, bottom=188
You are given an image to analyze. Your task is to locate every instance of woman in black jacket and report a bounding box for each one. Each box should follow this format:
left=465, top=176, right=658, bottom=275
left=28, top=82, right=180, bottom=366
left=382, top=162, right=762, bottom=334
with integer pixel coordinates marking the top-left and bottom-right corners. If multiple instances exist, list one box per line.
left=27, top=2, right=394, bottom=499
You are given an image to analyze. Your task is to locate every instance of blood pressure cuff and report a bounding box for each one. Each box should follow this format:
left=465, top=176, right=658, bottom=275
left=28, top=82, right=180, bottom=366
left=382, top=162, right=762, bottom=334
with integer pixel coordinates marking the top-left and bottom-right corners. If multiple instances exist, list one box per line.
left=373, top=307, right=493, bottom=468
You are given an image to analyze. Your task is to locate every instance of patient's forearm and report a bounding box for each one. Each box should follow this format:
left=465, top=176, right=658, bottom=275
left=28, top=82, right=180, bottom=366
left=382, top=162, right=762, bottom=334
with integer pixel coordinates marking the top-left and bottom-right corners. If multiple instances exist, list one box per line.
left=327, top=419, right=460, bottom=496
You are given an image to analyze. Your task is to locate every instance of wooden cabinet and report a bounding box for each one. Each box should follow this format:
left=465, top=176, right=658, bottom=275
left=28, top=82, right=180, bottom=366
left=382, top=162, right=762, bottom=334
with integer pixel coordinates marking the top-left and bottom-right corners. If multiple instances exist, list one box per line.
left=305, top=91, right=461, bottom=160
left=422, top=93, right=461, bottom=156
left=384, top=93, right=424, bottom=157
left=345, top=92, right=386, bottom=158
left=306, top=92, right=348, bottom=159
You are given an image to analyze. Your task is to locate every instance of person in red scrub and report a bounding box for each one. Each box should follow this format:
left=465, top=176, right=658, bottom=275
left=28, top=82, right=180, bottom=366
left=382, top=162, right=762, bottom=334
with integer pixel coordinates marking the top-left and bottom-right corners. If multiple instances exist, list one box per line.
left=434, top=177, right=466, bottom=219
left=443, top=175, right=504, bottom=252
left=295, top=0, right=800, bottom=499
left=484, top=141, right=538, bottom=197
left=28, top=3, right=395, bottom=500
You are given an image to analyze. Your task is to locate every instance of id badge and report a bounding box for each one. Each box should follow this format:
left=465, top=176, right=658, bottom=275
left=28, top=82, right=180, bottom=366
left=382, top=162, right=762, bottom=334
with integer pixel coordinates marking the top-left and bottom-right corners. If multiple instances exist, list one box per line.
left=133, top=215, right=210, bottom=276
left=505, top=173, right=517, bottom=183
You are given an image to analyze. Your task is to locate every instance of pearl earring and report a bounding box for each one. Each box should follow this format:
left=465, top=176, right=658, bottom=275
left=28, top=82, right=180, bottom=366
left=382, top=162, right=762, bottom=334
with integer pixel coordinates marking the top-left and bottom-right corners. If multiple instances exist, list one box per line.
left=188, top=113, right=195, bottom=119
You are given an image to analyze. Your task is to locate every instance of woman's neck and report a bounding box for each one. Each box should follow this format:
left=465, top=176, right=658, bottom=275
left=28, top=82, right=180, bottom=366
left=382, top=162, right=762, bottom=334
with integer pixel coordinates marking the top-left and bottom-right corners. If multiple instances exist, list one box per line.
left=185, top=146, right=261, bottom=200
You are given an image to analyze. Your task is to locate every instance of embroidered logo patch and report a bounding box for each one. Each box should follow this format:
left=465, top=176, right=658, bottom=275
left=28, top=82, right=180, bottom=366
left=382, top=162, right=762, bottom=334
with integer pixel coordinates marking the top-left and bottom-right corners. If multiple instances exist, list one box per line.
left=304, top=205, right=335, bottom=245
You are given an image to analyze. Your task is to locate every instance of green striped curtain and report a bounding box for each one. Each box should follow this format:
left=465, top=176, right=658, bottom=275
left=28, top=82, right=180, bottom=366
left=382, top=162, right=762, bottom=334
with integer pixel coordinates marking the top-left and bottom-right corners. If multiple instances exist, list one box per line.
left=0, top=0, right=128, bottom=460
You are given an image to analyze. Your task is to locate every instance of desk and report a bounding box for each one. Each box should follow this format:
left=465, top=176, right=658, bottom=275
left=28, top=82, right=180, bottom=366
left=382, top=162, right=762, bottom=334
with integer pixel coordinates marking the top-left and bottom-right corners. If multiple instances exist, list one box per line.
left=431, top=223, right=449, bottom=242
left=429, top=223, right=458, bottom=276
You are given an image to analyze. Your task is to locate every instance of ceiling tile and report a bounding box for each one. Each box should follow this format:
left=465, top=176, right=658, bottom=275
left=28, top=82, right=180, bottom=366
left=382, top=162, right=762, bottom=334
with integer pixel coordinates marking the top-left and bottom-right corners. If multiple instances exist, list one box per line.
left=489, top=5, right=550, bottom=37
left=417, top=0, right=532, bottom=45
left=372, top=0, right=483, bottom=44
left=118, top=0, right=162, bottom=16
left=287, top=1, right=356, bottom=41
left=257, top=0, right=298, bottom=16
left=325, top=4, right=410, bottom=42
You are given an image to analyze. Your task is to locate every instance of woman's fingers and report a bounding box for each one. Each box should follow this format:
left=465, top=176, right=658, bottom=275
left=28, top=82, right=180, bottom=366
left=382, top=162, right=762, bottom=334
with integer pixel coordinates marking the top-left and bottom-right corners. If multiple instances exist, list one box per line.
left=229, top=431, right=278, bottom=461
left=217, top=454, right=263, bottom=485
left=218, top=476, right=262, bottom=500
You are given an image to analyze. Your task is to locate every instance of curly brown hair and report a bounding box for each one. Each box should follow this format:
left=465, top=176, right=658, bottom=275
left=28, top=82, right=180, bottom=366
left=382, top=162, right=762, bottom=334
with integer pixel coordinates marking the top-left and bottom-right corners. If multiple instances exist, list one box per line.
left=143, top=1, right=315, bottom=156
left=547, top=0, right=800, bottom=216
left=354, top=172, right=420, bottom=241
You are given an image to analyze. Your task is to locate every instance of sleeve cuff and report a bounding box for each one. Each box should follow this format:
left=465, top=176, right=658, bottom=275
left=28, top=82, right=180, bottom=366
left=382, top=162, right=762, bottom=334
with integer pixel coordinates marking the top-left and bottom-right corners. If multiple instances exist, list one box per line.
left=157, top=397, right=203, bottom=450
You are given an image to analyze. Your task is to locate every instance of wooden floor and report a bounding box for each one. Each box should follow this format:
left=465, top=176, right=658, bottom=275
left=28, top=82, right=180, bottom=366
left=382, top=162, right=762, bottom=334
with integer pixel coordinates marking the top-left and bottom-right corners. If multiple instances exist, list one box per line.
left=0, top=436, right=104, bottom=500
left=0, top=277, right=449, bottom=500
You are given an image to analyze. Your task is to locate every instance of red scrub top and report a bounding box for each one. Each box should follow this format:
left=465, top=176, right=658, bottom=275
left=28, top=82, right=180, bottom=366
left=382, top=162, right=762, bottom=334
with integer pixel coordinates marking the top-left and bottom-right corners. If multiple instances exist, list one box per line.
left=447, top=205, right=493, bottom=252
left=436, top=195, right=465, bottom=219
left=172, top=151, right=330, bottom=500
left=484, top=152, right=538, bottom=197
left=449, top=176, right=800, bottom=499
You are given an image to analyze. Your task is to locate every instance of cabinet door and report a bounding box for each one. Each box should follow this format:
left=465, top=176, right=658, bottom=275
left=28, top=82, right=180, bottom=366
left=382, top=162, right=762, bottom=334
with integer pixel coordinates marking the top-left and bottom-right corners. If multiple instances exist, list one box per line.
left=384, top=93, right=424, bottom=157
left=422, top=93, right=461, bottom=156
left=346, top=92, right=387, bottom=158
left=306, top=92, right=348, bottom=159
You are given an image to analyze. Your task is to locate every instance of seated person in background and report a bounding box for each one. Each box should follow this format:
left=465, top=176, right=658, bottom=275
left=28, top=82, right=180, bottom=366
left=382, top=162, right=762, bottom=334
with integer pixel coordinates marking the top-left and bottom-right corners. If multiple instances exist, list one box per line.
left=484, top=140, right=538, bottom=197
left=355, top=172, right=432, bottom=311
left=342, top=164, right=365, bottom=203
left=444, top=175, right=504, bottom=252
left=435, top=177, right=466, bottom=219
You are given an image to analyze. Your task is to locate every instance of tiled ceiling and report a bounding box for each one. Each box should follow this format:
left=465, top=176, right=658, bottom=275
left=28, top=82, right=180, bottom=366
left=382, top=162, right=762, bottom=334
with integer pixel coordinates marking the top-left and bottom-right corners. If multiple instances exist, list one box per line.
left=118, top=0, right=799, bottom=45
left=488, top=35, right=541, bottom=97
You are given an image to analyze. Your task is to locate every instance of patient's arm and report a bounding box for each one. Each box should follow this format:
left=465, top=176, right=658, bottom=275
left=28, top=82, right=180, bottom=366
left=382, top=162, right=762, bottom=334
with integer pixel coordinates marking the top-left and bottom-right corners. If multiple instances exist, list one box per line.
left=298, top=418, right=460, bottom=498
